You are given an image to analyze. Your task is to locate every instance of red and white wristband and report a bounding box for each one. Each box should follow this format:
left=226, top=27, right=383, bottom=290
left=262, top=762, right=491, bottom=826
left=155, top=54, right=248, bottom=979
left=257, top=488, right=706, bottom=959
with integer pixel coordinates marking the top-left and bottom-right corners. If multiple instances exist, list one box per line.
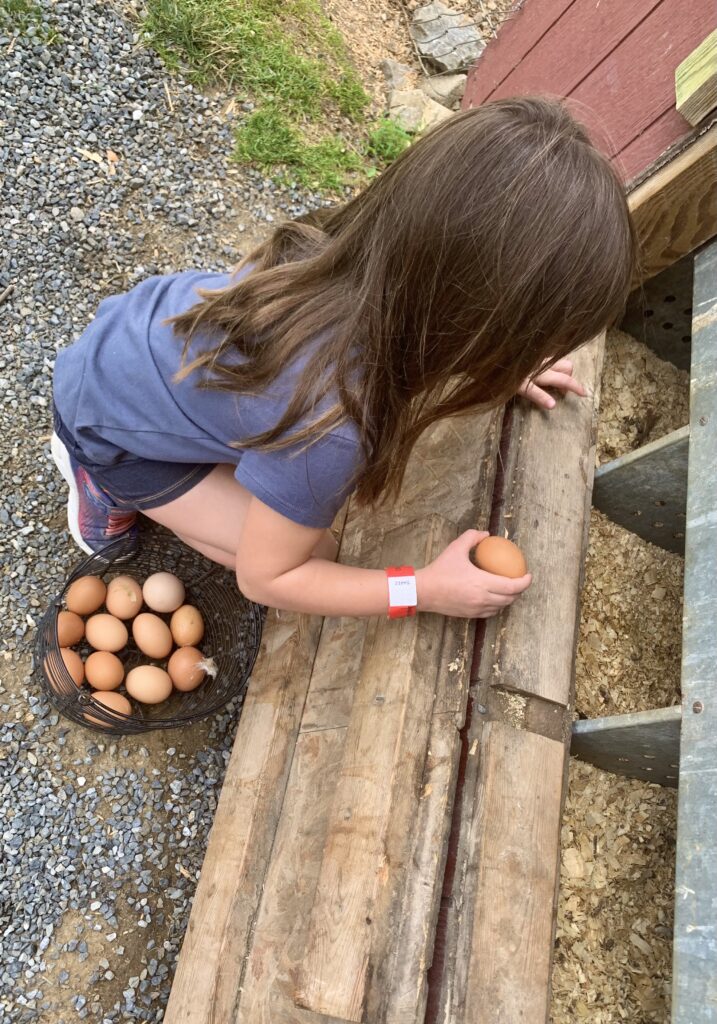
left=385, top=565, right=417, bottom=619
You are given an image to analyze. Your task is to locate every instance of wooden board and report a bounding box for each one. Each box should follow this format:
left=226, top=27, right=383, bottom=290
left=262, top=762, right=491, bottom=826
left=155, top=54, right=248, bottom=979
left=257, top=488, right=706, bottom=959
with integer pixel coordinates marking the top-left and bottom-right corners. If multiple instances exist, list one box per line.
left=483, top=338, right=603, bottom=706
left=461, top=724, right=565, bottom=1023
left=676, top=29, right=717, bottom=126
left=295, top=518, right=454, bottom=1020
left=593, top=425, right=689, bottom=554
left=162, top=605, right=327, bottom=1024
left=425, top=335, right=605, bottom=1023
left=463, top=0, right=713, bottom=182
left=628, top=125, right=717, bottom=283
left=166, top=404, right=503, bottom=1024
left=672, top=240, right=717, bottom=1022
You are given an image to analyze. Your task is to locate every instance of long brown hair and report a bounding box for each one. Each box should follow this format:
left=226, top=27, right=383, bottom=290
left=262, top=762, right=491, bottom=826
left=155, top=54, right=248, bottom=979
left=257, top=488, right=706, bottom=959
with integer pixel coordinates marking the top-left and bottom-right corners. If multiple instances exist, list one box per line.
left=172, top=96, right=637, bottom=506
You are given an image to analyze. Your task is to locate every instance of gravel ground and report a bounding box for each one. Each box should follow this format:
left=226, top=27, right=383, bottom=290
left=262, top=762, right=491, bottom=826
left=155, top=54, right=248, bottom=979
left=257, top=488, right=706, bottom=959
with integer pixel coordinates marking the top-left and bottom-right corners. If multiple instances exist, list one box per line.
left=0, top=2, right=334, bottom=1020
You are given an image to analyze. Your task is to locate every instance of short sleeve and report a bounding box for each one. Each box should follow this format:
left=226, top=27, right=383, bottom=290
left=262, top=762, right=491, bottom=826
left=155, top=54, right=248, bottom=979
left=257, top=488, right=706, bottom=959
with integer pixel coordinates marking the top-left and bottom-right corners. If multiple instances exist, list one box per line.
left=234, top=431, right=363, bottom=528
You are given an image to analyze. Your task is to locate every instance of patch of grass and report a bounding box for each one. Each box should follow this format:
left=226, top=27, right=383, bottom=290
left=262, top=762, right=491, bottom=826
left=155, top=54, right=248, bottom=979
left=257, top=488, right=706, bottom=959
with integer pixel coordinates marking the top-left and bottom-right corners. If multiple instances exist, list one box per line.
left=0, top=0, right=60, bottom=40
left=234, top=104, right=364, bottom=190
left=144, top=0, right=369, bottom=118
left=366, top=118, right=412, bottom=164
left=144, top=0, right=413, bottom=192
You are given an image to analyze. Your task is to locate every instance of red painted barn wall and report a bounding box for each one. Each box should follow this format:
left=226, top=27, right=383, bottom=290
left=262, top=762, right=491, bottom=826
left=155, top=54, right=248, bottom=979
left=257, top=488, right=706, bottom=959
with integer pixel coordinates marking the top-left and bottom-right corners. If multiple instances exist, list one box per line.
left=462, top=0, right=714, bottom=183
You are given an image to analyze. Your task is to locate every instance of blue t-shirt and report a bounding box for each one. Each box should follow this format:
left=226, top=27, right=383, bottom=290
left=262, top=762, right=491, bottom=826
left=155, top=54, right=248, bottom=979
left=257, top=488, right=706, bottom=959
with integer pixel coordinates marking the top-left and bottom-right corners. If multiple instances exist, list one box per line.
left=52, top=267, right=363, bottom=528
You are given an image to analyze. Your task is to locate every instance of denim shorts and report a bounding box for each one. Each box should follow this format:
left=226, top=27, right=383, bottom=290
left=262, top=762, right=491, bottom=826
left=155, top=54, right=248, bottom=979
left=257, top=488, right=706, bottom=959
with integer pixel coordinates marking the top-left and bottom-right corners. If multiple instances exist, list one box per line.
left=53, top=407, right=215, bottom=511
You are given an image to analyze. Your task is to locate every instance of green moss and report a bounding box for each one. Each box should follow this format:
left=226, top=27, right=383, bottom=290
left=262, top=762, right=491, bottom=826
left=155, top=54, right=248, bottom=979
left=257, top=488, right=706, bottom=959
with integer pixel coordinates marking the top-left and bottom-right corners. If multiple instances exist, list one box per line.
left=144, top=0, right=413, bottom=193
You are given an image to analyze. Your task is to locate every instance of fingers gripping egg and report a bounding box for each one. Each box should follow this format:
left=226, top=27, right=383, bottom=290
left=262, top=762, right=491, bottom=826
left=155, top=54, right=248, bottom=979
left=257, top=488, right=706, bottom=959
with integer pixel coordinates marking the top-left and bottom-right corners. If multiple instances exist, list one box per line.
left=474, top=536, right=528, bottom=578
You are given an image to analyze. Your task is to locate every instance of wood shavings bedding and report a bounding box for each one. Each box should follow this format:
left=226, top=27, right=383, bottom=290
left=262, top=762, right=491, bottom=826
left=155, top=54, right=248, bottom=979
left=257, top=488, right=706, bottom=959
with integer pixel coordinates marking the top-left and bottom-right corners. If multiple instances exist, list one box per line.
left=551, top=327, right=688, bottom=1023
left=551, top=761, right=676, bottom=1023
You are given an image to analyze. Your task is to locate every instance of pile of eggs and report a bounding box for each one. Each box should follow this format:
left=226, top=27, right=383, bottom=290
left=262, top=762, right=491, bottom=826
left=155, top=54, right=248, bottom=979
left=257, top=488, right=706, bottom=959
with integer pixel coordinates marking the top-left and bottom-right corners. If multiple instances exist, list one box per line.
left=55, top=571, right=214, bottom=724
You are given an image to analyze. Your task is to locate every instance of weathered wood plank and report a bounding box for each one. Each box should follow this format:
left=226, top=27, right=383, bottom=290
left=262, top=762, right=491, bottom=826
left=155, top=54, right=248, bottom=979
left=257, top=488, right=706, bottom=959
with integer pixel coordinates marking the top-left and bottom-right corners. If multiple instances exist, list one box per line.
left=593, top=425, right=689, bottom=554
left=486, top=337, right=604, bottom=706
left=229, top=408, right=500, bottom=1024
left=300, top=412, right=502, bottom=735
left=628, top=125, right=717, bottom=283
left=295, top=516, right=454, bottom=1021
left=571, top=705, right=681, bottom=787
left=162, top=608, right=326, bottom=1024
left=384, top=712, right=461, bottom=1023
left=672, top=239, right=717, bottom=1022
left=460, top=723, right=565, bottom=1023
left=676, top=29, right=717, bottom=126
left=428, top=336, right=604, bottom=1024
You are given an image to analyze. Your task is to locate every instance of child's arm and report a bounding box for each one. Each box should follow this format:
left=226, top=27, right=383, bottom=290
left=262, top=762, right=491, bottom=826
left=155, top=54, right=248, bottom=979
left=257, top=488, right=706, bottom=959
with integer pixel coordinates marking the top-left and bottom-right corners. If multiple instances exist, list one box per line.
left=235, top=497, right=531, bottom=619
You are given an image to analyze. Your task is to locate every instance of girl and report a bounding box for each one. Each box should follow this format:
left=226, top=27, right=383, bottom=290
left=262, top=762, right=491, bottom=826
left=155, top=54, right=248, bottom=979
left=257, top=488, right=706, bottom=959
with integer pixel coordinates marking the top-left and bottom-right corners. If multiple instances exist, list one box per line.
left=51, top=97, right=636, bottom=621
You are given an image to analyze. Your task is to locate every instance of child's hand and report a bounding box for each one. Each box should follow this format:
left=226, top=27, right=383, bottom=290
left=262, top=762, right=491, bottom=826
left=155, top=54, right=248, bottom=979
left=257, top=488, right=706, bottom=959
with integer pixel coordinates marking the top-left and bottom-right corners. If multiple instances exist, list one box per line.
left=517, top=357, right=587, bottom=410
left=416, top=530, right=532, bottom=618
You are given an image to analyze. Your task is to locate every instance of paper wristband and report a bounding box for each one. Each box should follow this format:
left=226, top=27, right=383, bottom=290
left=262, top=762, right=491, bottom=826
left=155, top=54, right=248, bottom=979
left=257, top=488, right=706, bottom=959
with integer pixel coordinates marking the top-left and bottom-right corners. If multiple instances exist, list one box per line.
left=385, top=565, right=417, bottom=619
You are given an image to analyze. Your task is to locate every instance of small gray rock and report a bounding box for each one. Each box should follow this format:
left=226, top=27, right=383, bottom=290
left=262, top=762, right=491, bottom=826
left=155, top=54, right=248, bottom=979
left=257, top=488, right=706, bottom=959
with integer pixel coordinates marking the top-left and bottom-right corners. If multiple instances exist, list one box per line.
left=418, top=72, right=467, bottom=109
left=379, top=59, right=416, bottom=95
left=411, top=1, right=486, bottom=73
left=388, top=88, right=453, bottom=134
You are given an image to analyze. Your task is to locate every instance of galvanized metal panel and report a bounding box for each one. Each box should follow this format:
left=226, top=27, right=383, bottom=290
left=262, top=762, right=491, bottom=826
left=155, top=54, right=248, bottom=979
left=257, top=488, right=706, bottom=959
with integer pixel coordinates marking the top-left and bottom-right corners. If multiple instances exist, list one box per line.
left=593, top=425, right=689, bottom=552
left=621, top=255, right=694, bottom=369
left=571, top=706, right=681, bottom=787
left=672, top=240, right=717, bottom=1024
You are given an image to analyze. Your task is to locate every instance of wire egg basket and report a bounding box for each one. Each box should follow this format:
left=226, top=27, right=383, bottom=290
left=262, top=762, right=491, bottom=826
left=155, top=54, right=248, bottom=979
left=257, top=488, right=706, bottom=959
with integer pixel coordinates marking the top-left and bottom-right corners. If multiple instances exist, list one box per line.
left=36, top=531, right=264, bottom=734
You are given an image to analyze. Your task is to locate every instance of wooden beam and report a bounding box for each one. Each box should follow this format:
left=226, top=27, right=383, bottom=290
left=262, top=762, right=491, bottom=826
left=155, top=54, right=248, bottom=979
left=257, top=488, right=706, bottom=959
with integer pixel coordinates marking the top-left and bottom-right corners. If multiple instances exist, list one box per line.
left=485, top=338, right=604, bottom=707
left=295, top=517, right=454, bottom=1020
left=169, top=403, right=502, bottom=1024
left=462, top=723, right=565, bottom=1023
left=428, top=334, right=605, bottom=1024
left=629, top=124, right=717, bottom=283
left=676, top=29, right=717, bottom=126
left=162, top=608, right=326, bottom=1024
left=593, top=425, right=689, bottom=554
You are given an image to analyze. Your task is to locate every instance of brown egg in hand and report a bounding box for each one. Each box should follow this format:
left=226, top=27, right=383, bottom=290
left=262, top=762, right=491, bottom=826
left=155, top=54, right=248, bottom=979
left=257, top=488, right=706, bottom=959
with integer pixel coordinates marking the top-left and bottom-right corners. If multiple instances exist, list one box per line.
left=474, top=536, right=528, bottom=578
